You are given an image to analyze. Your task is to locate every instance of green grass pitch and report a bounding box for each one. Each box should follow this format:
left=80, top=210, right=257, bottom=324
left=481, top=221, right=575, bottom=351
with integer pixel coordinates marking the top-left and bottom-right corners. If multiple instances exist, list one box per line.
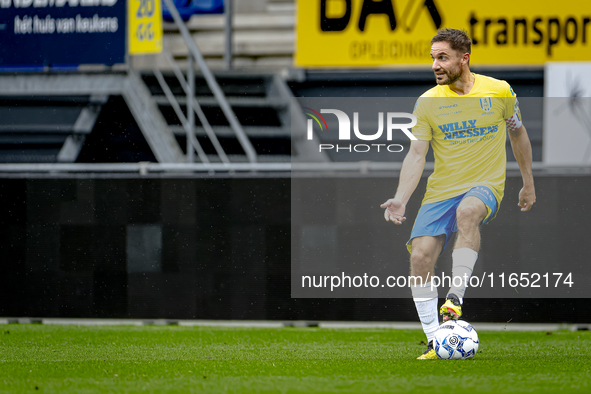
left=0, top=324, right=590, bottom=393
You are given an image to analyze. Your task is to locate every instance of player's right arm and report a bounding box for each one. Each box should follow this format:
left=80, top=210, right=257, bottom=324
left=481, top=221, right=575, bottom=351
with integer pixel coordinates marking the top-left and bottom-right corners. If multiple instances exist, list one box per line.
left=381, top=139, right=430, bottom=224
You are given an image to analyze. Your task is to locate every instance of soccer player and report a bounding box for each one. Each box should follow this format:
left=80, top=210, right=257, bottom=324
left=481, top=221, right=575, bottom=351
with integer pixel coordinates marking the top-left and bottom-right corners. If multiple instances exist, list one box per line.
left=380, top=28, right=536, bottom=359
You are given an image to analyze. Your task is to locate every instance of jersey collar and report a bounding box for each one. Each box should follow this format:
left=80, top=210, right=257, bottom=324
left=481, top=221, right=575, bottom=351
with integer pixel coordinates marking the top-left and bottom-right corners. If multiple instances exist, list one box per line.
left=444, top=73, right=480, bottom=97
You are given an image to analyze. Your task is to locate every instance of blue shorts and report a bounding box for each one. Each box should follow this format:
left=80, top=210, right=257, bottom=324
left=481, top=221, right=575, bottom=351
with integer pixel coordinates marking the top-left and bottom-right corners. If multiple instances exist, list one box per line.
left=407, top=186, right=499, bottom=254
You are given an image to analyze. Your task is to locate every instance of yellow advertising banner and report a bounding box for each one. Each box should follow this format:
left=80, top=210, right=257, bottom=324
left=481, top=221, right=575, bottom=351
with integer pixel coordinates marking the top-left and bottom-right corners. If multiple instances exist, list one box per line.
left=128, top=0, right=163, bottom=55
left=296, top=0, right=591, bottom=67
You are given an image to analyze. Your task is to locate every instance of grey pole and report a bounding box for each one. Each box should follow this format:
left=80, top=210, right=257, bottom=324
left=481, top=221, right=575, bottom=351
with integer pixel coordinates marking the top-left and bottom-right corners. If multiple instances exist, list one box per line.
left=187, top=55, right=195, bottom=163
left=224, top=0, right=233, bottom=70
left=162, top=0, right=257, bottom=163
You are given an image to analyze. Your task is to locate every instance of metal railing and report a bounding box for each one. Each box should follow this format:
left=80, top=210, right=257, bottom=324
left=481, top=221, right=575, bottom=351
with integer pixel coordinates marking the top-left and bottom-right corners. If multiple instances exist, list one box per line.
left=159, top=0, right=257, bottom=164
left=0, top=162, right=553, bottom=175
left=159, top=50, right=230, bottom=164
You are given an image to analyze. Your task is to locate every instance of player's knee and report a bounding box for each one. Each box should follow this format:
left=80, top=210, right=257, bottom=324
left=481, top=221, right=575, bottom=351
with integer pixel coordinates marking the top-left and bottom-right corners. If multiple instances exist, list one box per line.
left=410, top=249, right=434, bottom=273
left=456, top=204, right=483, bottom=229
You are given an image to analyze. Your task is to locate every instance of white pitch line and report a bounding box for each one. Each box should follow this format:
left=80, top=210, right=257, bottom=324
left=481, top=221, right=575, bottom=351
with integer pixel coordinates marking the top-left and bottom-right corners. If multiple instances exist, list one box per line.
left=0, top=318, right=587, bottom=331
left=319, top=321, right=587, bottom=331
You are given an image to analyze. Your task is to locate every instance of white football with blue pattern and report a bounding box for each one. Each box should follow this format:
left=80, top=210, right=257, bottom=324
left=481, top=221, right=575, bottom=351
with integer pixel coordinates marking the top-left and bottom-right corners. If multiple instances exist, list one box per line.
left=434, top=320, right=479, bottom=360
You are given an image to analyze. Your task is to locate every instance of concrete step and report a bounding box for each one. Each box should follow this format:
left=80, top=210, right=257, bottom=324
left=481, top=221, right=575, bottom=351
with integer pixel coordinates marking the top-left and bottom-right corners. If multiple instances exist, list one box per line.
left=199, top=154, right=291, bottom=163
left=141, top=73, right=269, bottom=97
left=162, top=13, right=295, bottom=32
left=0, top=106, right=82, bottom=126
left=0, top=150, right=60, bottom=163
left=0, top=124, right=78, bottom=133
left=0, top=134, right=68, bottom=144
left=152, top=95, right=285, bottom=108
left=133, top=55, right=293, bottom=72
left=267, top=0, right=295, bottom=13
left=164, top=30, right=294, bottom=57
left=133, top=10, right=296, bottom=72
left=170, top=125, right=290, bottom=138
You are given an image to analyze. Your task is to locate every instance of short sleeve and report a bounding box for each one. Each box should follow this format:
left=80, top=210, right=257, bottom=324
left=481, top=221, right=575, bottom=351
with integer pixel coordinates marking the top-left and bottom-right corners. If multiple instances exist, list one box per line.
left=411, top=97, right=433, bottom=141
left=504, top=83, right=523, bottom=131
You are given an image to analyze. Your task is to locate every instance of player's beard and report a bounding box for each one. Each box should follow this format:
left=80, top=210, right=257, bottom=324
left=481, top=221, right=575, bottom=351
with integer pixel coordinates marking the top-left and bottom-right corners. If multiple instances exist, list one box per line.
left=435, top=66, right=462, bottom=85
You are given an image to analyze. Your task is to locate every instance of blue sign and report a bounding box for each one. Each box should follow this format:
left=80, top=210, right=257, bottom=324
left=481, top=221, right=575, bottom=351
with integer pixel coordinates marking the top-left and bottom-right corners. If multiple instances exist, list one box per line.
left=162, top=0, right=223, bottom=22
left=0, top=0, right=126, bottom=67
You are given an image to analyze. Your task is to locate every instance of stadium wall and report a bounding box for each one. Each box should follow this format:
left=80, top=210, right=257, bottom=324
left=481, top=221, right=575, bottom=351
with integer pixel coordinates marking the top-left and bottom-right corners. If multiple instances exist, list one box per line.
left=0, top=174, right=589, bottom=323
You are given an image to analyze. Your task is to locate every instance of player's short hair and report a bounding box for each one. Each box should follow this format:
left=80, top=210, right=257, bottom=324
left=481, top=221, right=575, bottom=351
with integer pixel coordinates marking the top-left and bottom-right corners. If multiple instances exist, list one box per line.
left=431, top=28, right=472, bottom=56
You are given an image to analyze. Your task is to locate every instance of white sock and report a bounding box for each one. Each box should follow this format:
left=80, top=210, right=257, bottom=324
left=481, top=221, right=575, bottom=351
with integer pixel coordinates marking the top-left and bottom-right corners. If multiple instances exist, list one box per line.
left=411, top=281, right=439, bottom=343
left=448, top=247, right=479, bottom=302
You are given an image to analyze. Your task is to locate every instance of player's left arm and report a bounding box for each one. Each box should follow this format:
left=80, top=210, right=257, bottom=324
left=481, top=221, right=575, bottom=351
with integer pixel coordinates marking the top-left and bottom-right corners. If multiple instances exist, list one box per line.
left=508, top=124, right=536, bottom=211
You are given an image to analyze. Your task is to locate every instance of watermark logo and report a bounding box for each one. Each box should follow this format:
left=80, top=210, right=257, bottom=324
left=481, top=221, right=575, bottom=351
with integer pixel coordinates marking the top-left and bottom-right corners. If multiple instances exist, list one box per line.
left=304, top=108, right=417, bottom=153
left=303, top=107, right=329, bottom=138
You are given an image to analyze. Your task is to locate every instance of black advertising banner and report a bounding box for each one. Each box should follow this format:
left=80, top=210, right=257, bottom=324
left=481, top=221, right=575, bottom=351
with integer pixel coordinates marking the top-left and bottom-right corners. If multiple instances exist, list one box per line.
left=0, top=0, right=125, bottom=67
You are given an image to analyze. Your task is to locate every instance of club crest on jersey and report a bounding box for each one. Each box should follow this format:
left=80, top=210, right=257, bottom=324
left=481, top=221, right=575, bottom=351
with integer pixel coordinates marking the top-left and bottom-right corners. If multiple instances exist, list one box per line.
left=479, top=98, right=492, bottom=112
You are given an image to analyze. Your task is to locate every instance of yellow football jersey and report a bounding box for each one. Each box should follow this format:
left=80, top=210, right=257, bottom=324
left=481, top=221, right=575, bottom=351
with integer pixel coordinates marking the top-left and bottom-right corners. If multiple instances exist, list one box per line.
left=412, top=73, right=521, bottom=206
